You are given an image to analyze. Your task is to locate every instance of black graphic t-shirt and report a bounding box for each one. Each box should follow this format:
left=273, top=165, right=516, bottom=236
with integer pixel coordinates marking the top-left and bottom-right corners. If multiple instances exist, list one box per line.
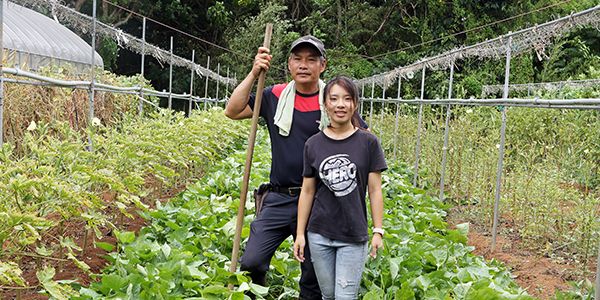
left=302, top=129, right=388, bottom=242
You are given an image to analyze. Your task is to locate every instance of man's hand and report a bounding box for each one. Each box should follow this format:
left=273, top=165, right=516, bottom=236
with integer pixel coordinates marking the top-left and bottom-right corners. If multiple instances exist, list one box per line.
left=225, top=47, right=273, bottom=120
left=250, top=47, right=273, bottom=79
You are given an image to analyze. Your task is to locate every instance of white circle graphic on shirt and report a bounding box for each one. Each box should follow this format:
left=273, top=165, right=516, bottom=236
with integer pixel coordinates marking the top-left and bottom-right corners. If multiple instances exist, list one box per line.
left=318, top=154, right=357, bottom=197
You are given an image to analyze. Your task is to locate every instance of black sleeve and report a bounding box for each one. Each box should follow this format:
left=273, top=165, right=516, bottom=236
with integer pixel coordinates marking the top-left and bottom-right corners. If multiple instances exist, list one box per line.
left=303, top=137, right=317, bottom=178
left=369, top=134, right=388, bottom=172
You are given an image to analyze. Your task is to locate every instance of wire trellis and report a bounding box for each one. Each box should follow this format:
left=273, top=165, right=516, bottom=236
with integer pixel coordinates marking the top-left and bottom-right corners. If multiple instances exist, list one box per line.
left=354, top=5, right=600, bottom=89
left=8, top=0, right=237, bottom=87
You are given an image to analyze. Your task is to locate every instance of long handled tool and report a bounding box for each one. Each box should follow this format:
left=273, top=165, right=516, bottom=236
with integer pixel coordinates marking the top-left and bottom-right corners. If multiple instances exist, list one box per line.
left=229, top=23, right=273, bottom=281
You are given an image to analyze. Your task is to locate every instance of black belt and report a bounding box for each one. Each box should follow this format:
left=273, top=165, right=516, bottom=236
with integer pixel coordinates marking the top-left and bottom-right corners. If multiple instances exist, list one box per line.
left=271, top=186, right=302, bottom=196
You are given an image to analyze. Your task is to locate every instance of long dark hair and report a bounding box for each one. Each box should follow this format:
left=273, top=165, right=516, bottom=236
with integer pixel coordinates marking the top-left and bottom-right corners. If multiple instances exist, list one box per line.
left=323, top=76, right=364, bottom=129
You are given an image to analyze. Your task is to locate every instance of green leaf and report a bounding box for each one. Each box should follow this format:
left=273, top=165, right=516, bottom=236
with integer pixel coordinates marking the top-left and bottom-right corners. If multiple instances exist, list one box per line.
left=0, top=261, right=25, bottom=286
left=396, top=281, right=416, bottom=300
left=67, top=253, right=90, bottom=272
left=456, top=223, right=469, bottom=237
left=454, top=282, right=473, bottom=300
left=115, top=230, right=136, bottom=244
left=165, top=220, right=180, bottom=230
left=161, top=243, right=172, bottom=258
left=364, top=290, right=382, bottom=300
left=203, top=285, right=229, bottom=294
left=101, top=274, right=128, bottom=291
left=37, top=267, right=79, bottom=300
left=60, top=237, right=82, bottom=252
left=36, top=245, right=54, bottom=256
left=249, top=282, right=269, bottom=295
left=94, top=242, right=116, bottom=252
left=415, top=275, right=432, bottom=291
left=389, top=258, right=399, bottom=280
left=237, top=282, right=251, bottom=292
left=37, top=265, right=55, bottom=284
left=187, top=266, right=209, bottom=279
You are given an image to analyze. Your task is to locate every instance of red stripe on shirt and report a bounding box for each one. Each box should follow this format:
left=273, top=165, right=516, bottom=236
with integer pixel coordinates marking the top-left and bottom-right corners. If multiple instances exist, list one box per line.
left=272, top=83, right=320, bottom=112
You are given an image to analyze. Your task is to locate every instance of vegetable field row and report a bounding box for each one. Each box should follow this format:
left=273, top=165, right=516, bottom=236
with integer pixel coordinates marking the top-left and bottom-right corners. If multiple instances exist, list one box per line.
left=0, top=109, right=248, bottom=298
left=72, top=126, right=538, bottom=299
left=1, top=107, right=589, bottom=299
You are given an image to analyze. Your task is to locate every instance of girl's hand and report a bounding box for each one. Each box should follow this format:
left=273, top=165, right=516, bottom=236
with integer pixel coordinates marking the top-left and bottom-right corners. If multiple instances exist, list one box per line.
left=370, top=233, right=383, bottom=258
left=293, top=235, right=306, bottom=262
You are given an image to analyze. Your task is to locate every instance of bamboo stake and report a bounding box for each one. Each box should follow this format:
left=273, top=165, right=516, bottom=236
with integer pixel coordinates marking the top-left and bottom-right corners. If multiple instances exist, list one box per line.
left=35, top=239, right=41, bottom=270
left=58, top=220, right=64, bottom=272
left=229, top=23, right=273, bottom=284
left=82, top=226, right=89, bottom=257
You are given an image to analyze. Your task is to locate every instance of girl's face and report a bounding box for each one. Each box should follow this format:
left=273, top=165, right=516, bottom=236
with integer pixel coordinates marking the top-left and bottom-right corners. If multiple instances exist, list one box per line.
left=325, top=84, right=356, bottom=127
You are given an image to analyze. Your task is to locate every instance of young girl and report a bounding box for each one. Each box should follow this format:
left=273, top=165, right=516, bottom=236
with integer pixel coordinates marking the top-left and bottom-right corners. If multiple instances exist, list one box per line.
left=293, top=76, right=387, bottom=299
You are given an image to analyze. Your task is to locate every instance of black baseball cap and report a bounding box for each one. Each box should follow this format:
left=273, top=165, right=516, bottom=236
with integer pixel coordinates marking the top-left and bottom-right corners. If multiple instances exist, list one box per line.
left=290, top=35, right=326, bottom=59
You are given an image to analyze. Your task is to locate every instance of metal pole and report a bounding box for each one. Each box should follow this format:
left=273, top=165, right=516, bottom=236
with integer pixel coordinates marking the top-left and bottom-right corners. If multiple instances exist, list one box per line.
left=595, top=80, right=600, bottom=300
left=439, top=54, right=455, bottom=202
left=226, top=67, right=230, bottom=105
left=369, top=82, right=374, bottom=129
left=168, top=36, right=173, bottom=112
left=413, top=64, right=426, bottom=187
left=393, top=73, right=401, bottom=158
left=369, top=101, right=373, bottom=129
left=380, top=88, right=385, bottom=141
left=596, top=240, right=600, bottom=300
left=204, top=56, right=210, bottom=111
left=558, top=81, right=563, bottom=100
left=0, top=0, right=4, bottom=149
left=138, top=17, right=146, bottom=117
left=491, top=38, right=512, bottom=252
left=189, top=50, right=195, bottom=116
left=216, top=63, right=220, bottom=106
left=360, top=83, right=365, bottom=116
left=88, top=0, right=97, bottom=153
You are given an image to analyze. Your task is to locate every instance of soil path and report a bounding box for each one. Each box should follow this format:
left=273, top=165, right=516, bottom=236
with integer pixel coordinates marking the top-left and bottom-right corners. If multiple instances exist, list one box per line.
left=447, top=207, right=597, bottom=300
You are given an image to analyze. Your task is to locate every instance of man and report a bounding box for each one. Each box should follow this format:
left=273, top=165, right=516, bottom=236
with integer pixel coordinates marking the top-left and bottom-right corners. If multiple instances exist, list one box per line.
left=226, top=35, right=368, bottom=299
left=225, top=35, right=327, bottom=300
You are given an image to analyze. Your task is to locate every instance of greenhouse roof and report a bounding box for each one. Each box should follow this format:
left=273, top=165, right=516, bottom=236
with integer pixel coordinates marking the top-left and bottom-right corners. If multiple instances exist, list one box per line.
left=3, top=1, right=103, bottom=73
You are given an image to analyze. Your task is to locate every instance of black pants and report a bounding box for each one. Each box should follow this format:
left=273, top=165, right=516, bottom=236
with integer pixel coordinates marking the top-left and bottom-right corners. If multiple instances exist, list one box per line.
left=239, top=192, right=321, bottom=300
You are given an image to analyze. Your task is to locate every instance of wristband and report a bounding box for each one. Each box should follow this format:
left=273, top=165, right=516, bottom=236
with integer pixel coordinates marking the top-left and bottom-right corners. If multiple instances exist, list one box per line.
left=373, top=228, right=385, bottom=236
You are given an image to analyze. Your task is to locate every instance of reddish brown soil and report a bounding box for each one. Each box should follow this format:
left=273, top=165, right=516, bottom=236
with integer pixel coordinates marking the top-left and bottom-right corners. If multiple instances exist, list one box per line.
left=1, top=211, right=149, bottom=300
left=447, top=207, right=597, bottom=300
left=0, top=184, right=186, bottom=300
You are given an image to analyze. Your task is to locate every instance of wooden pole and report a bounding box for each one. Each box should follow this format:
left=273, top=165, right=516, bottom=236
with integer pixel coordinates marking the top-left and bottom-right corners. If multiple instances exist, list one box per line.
left=229, top=23, right=273, bottom=281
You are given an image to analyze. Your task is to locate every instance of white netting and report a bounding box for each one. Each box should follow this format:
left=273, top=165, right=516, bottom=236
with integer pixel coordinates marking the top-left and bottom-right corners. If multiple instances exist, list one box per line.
left=482, top=78, right=600, bottom=97
left=354, top=6, right=600, bottom=89
left=8, top=0, right=237, bottom=86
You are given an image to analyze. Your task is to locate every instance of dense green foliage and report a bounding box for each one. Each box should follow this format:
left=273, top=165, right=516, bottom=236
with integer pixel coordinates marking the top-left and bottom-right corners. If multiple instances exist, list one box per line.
left=70, top=126, right=538, bottom=299
left=65, top=0, right=599, bottom=107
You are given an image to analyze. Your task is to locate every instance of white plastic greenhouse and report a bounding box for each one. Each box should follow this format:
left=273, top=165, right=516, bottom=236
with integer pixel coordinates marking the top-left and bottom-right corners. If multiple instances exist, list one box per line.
left=2, top=1, right=102, bottom=73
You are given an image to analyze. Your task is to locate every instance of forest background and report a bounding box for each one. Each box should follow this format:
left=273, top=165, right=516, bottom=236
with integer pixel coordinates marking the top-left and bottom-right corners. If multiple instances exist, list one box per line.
left=64, top=0, right=600, bottom=110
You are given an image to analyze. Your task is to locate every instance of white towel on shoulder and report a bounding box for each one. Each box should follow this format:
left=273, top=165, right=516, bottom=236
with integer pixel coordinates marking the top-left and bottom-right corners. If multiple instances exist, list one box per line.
left=273, top=80, right=328, bottom=136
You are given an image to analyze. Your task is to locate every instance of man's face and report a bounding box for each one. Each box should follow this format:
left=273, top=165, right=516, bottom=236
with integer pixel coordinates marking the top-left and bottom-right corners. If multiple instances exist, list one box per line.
left=288, top=44, right=326, bottom=86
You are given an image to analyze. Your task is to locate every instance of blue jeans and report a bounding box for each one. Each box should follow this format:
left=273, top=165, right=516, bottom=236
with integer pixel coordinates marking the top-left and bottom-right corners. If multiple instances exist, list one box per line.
left=307, top=232, right=368, bottom=300
left=240, top=193, right=321, bottom=300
